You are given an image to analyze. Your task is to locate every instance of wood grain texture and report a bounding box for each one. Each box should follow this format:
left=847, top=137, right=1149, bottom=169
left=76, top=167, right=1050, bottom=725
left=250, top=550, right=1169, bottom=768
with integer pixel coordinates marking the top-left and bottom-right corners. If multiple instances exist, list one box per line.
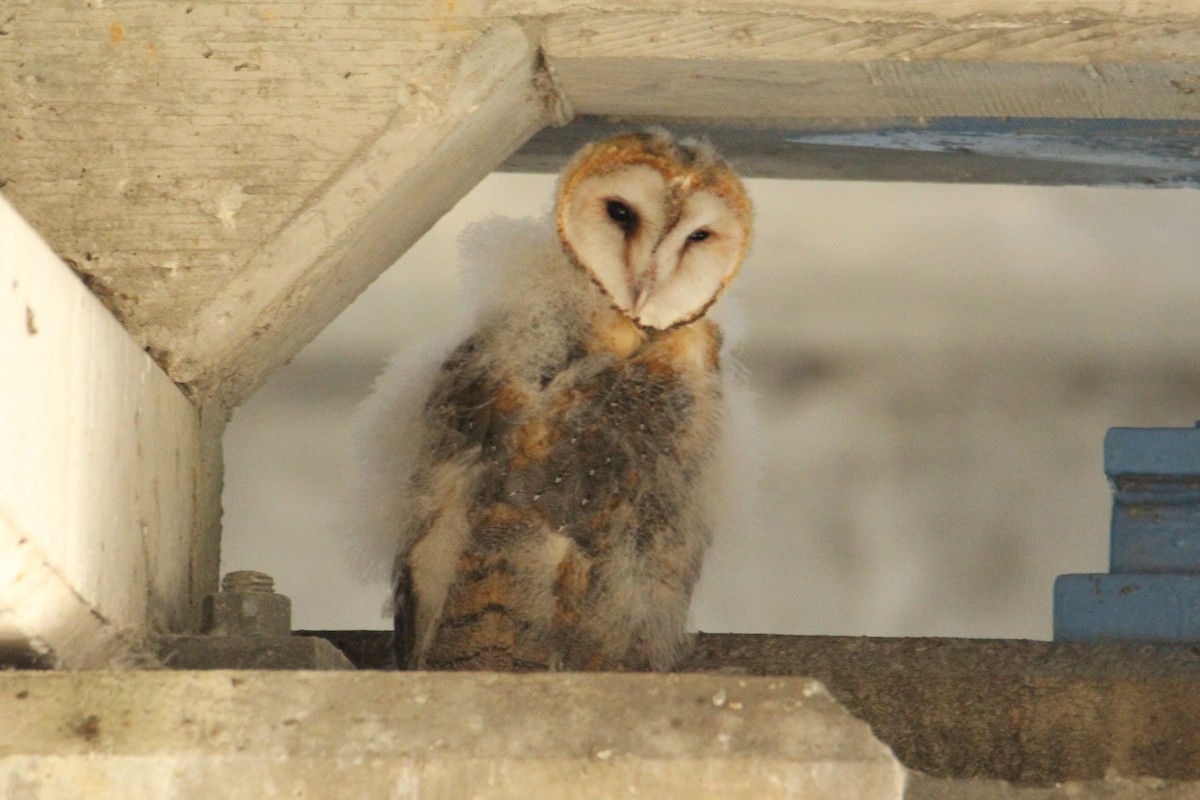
left=543, top=11, right=1200, bottom=122
left=0, top=2, right=528, bottom=406
left=0, top=197, right=216, bottom=667
left=165, top=21, right=561, bottom=404
left=507, top=118, right=1200, bottom=185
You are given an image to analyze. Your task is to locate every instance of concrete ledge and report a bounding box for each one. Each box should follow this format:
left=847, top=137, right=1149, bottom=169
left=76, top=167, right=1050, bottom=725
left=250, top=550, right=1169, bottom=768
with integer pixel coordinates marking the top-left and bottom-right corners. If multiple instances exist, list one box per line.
left=307, top=632, right=1200, bottom=784
left=0, top=671, right=904, bottom=799
left=683, top=635, right=1200, bottom=785
left=907, top=774, right=1200, bottom=800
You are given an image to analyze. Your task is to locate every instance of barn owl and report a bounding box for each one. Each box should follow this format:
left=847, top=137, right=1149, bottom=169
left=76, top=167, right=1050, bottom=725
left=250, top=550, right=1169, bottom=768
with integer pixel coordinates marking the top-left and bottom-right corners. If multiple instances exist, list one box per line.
left=351, top=130, right=753, bottom=671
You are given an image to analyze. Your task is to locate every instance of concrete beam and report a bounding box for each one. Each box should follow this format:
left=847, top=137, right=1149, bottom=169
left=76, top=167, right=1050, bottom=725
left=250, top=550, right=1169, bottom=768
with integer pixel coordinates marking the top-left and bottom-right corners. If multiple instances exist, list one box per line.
left=0, top=197, right=220, bottom=668
left=0, top=671, right=905, bottom=799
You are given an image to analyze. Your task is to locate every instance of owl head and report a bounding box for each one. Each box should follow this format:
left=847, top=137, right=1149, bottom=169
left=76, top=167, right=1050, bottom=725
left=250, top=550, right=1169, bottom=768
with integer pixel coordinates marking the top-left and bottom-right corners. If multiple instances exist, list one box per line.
left=555, top=130, right=753, bottom=331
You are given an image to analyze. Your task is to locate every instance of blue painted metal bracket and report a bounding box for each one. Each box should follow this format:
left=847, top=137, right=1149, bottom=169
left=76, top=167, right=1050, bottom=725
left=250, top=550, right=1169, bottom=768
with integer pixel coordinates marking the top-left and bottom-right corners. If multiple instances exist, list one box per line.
left=1055, top=425, right=1200, bottom=643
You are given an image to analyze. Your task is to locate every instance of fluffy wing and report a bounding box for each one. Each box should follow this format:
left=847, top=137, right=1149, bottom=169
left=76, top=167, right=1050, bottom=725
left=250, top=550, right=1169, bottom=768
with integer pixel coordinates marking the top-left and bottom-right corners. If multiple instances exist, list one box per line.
left=346, top=214, right=574, bottom=666
left=344, top=332, right=460, bottom=586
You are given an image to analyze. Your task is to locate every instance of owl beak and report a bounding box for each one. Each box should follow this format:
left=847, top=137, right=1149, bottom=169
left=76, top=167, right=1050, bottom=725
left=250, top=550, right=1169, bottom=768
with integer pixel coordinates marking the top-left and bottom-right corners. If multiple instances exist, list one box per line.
left=631, top=277, right=659, bottom=316
left=631, top=286, right=648, bottom=314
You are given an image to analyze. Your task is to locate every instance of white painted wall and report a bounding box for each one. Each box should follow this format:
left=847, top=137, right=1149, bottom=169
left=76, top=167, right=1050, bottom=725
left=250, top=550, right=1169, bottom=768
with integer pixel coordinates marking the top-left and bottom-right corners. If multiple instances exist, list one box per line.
left=222, top=176, right=1200, bottom=639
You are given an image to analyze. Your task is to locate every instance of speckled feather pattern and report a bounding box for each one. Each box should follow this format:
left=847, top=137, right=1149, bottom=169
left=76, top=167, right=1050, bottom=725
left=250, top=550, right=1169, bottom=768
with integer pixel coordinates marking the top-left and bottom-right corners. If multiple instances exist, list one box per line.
left=409, top=309, right=723, bottom=670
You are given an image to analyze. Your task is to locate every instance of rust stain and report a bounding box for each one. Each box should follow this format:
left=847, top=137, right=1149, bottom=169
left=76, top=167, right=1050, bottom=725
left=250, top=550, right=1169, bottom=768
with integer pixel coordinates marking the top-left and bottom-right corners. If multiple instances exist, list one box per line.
left=108, top=21, right=124, bottom=45
left=25, top=306, right=36, bottom=335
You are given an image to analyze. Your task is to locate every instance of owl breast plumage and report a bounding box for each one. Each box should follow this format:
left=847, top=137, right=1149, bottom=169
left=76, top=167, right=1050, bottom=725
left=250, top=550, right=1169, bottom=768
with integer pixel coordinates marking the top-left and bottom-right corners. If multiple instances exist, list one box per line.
left=352, top=130, right=753, bottom=671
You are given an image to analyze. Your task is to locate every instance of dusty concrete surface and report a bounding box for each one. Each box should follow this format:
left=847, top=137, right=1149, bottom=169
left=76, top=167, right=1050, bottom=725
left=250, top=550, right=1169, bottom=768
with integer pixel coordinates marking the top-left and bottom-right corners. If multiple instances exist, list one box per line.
left=0, top=670, right=904, bottom=799
left=685, top=635, right=1200, bottom=786
left=156, top=635, right=354, bottom=670
left=906, top=774, right=1200, bottom=799
left=297, top=629, right=397, bottom=669
left=307, top=632, right=1200, bottom=785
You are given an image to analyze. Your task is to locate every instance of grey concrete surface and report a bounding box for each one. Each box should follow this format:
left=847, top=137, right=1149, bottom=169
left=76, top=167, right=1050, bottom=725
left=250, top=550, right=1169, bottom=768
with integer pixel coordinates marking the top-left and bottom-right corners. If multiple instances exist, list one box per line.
left=0, top=670, right=904, bottom=799
left=300, top=631, right=1200, bottom=785
left=906, top=774, right=1200, bottom=800
left=683, top=634, right=1200, bottom=785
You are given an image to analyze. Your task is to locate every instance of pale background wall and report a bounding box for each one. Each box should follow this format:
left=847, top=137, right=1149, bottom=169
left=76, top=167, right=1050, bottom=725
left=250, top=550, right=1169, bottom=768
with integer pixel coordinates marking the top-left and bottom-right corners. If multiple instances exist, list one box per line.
left=221, top=174, right=1200, bottom=640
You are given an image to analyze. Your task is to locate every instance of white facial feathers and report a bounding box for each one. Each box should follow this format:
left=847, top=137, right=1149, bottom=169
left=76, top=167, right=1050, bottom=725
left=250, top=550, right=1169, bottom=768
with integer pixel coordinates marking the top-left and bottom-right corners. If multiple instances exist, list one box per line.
left=637, top=189, right=748, bottom=331
left=559, top=164, right=668, bottom=314
left=556, top=132, right=752, bottom=331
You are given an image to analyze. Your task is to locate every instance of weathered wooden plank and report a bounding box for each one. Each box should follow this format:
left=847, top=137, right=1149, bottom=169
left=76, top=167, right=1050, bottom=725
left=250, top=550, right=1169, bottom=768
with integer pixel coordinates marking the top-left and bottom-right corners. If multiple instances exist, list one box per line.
left=0, top=2, right=498, bottom=386
left=542, top=10, right=1200, bottom=123
left=0, top=196, right=218, bottom=668
left=506, top=118, right=1200, bottom=185
left=161, top=20, right=563, bottom=405
left=499, top=0, right=1200, bottom=14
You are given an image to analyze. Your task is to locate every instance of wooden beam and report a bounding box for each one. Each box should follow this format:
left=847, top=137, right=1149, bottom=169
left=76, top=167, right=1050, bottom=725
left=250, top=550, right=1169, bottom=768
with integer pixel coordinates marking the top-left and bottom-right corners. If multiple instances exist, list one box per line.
left=163, top=21, right=566, bottom=406
left=540, top=5, right=1200, bottom=122
left=523, top=3, right=1200, bottom=184
left=0, top=197, right=219, bottom=668
left=505, top=118, right=1200, bottom=185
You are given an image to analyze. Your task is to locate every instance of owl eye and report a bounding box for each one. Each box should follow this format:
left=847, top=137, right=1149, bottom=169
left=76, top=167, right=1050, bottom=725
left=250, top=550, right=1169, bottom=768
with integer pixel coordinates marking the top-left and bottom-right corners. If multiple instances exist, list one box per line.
left=686, top=229, right=711, bottom=243
left=605, top=199, right=638, bottom=233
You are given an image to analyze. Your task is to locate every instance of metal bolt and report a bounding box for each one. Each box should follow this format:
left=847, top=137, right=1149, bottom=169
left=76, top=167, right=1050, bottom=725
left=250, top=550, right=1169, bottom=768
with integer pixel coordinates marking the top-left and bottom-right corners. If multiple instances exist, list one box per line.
left=201, top=570, right=292, bottom=638
left=221, top=570, right=275, bottom=594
